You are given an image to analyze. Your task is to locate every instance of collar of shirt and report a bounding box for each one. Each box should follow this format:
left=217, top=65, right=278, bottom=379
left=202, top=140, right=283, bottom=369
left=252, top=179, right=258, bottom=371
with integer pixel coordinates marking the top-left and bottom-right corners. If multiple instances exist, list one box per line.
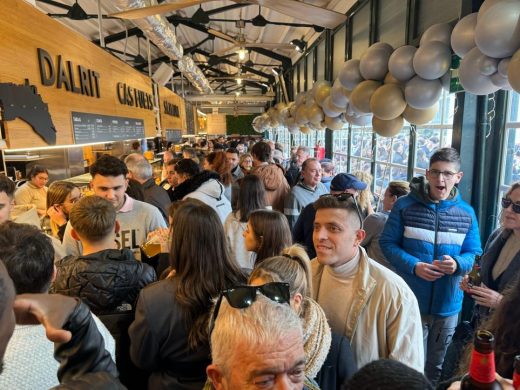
left=118, top=194, right=134, bottom=213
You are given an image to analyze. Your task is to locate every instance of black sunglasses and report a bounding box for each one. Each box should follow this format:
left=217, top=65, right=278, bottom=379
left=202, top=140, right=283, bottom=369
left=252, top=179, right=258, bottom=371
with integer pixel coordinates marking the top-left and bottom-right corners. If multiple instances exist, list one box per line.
left=501, top=197, right=520, bottom=214
left=209, top=282, right=290, bottom=336
left=319, top=192, right=364, bottom=227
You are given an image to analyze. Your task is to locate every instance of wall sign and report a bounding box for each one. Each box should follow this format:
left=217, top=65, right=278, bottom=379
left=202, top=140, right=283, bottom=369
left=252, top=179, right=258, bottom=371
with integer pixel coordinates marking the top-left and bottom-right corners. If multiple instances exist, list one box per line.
left=116, top=82, right=153, bottom=110
left=71, top=112, right=145, bottom=144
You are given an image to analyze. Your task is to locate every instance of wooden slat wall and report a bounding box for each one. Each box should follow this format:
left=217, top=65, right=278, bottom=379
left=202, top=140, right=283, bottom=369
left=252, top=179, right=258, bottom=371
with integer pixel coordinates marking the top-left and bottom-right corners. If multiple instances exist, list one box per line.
left=158, top=86, right=186, bottom=132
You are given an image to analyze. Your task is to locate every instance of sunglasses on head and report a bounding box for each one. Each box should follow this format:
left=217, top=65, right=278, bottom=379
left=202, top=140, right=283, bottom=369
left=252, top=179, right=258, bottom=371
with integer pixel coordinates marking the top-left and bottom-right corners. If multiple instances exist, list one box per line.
left=209, top=282, right=290, bottom=336
left=501, top=197, right=520, bottom=214
left=319, top=192, right=364, bottom=227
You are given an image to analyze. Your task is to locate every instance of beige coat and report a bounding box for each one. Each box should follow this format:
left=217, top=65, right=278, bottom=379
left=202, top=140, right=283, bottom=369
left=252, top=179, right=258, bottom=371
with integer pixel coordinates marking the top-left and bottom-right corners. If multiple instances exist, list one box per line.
left=311, top=248, right=424, bottom=372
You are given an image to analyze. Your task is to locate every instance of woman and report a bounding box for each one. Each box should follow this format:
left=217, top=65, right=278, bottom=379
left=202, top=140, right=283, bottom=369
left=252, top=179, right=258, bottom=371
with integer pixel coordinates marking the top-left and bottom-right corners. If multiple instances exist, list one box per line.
left=314, top=140, right=325, bottom=161
left=249, top=245, right=357, bottom=389
left=14, top=165, right=49, bottom=217
left=224, top=175, right=268, bottom=271
left=46, top=181, right=81, bottom=241
left=129, top=199, right=245, bottom=389
left=461, top=182, right=520, bottom=321
left=352, top=171, right=375, bottom=218
left=243, top=209, right=292, bottom=266
left=204, top=151, right=233, bottom=201
left=239, top=153, right=253, bottom=174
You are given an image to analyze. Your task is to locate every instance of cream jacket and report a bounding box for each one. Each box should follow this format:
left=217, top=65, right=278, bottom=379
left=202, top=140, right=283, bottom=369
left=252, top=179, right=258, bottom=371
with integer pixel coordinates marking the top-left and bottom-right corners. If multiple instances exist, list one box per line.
left=311, top=247, right=424, bottom=372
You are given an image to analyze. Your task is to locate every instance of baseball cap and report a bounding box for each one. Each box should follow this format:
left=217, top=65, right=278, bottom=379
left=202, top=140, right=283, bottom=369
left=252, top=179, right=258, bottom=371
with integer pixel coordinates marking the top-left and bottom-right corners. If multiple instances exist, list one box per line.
left=330, top=173, right=367, bottom=191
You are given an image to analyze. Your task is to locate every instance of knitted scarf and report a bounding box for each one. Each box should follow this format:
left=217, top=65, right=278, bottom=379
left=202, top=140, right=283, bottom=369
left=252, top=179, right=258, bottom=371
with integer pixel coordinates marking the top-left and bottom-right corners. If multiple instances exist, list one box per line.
left=302, top=297, right=332, bottom=379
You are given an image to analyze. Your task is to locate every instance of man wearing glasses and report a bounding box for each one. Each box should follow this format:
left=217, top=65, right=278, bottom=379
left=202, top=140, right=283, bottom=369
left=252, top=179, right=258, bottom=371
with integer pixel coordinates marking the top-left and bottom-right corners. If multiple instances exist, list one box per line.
left=380, top=147, right=482, bottom=385
left=311, top=192, right=424, bottom=373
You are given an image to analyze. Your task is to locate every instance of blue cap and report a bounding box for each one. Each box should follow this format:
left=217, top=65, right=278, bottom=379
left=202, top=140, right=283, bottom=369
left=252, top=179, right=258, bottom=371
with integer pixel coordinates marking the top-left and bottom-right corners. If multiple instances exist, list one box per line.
left=330, top=173, right=367, bottom=191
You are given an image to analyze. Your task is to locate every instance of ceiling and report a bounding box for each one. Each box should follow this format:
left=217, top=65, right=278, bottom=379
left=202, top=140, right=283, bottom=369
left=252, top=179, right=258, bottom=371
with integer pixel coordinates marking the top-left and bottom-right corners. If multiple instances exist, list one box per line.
left=30, top=0, right=355, bottom=113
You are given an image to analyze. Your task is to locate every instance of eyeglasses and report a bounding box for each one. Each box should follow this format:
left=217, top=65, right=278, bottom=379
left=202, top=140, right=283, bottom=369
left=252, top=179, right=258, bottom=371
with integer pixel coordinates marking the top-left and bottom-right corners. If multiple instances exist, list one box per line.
left=319, top=193, right=363, bottom=227
left=428, top=169, right=458, bottom=180
left=501, top=197, right=520, bottom=214
left=209, top=282, right=290, bottom=336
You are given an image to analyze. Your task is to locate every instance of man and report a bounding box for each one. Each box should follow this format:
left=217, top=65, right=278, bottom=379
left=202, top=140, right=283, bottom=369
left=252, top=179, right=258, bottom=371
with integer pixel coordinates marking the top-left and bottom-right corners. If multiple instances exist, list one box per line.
left=284, top=158, right=327, bottom=229
left=226, top=147, right=244, bottom=182
left=293, top=173, right=367, bottom=259
left=62, top=155, right=166, bottom=259
left=285, top=146, right=310, bottom=187
left=0, top=222, right=116, bottom=389
left=251, top=141, right=290, bottom=213
left=312, top=194, right=424, bottom=371
left=380, top=147, right=482, bottom=384
left=0, top=260, right=123, bottom=388
left=160, top=150, right=174, bottom=181
left=206, top=294, right=318, bottom=390
left=361, top=180, right=410, bottom=270
left=126, top=158, right=170, bottom=222
left=0, top=174, right=15, bottom=224
left=54, top=196, right=156, bottom=313
left=161, top=158, right=178, bottom=201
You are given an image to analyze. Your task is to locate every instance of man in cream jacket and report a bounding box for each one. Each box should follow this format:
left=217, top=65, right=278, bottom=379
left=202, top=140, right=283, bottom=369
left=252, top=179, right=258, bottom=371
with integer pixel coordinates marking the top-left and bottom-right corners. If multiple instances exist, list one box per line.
left=311, top=193, right=424, bottom=372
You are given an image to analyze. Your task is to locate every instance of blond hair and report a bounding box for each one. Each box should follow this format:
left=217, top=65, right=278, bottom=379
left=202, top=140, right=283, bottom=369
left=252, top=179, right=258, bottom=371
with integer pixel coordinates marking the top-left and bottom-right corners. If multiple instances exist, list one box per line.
left=353, top=170, right=373, bottom=214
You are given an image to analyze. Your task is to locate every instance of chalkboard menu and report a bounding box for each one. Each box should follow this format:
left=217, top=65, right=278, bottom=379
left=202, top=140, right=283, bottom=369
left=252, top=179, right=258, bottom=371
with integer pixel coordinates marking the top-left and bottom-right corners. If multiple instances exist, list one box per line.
left=71, top=112, right=145, bottom=144
left=165, top=129, right=182, bottom=143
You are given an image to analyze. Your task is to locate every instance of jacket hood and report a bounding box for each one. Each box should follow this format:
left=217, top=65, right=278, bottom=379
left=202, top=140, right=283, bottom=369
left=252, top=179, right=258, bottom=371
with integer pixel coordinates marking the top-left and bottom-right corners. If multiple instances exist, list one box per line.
left=253, top=164, right=286, bottom=191
left=171, top=171, right=220, bottom=201
left=409, top=176, right=459, bottom=206
left=193, top=178, right=224, bottom=200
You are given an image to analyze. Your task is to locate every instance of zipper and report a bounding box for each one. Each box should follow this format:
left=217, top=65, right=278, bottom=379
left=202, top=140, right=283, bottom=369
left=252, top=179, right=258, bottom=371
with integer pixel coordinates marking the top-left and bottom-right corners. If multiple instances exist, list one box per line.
left=429, top=203, right=439, bottom=313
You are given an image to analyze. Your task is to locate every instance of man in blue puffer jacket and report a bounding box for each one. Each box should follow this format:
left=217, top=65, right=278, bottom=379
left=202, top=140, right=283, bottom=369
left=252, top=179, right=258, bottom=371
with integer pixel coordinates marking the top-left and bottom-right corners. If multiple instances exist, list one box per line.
left=380, top=147, right=482, bottom=385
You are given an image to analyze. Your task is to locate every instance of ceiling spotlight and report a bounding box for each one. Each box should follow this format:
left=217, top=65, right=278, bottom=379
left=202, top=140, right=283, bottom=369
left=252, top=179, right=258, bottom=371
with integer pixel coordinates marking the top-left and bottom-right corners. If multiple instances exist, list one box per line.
left=67, top=0, right=88, bottom=20
left=237, top=48, right=248, bottom=61
left=235, top=91, right=241, bottom=96
left=236, top=77, right=242, bottom=85
left=192, top=6, right=209, bottom=24
left=313, top=25, right=325, bottom=33
left=290, top=39, right=306, bottom=53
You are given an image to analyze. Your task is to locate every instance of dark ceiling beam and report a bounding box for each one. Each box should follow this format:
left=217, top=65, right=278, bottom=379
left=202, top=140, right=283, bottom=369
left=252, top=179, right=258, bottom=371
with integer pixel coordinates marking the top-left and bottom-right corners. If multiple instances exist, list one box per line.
left=206, top=3, right=250, bottom=16
left=211, top=17, right=316, bottom=28
left=93, top=27, right=141, bottom=45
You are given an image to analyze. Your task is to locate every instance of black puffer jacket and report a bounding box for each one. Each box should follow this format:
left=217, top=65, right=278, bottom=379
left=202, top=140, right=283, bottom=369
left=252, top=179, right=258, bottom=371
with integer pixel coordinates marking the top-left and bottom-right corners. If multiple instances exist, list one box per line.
left=53, top=249, right=156, bottom=314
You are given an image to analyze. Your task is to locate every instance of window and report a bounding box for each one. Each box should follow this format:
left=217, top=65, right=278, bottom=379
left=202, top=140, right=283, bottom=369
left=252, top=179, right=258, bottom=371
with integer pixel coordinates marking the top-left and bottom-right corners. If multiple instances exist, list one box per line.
left=351, top=3, right=370, bottom=58
left=332, top=128, right=350, bottom=173
left=378, top=0, right=407, bottom=48
left=299, top=63, right=305, bottom=93
left=306, top=52, right=314, bottom=89
left=333, top=25, right=347, bottom=80
left=502, top=92, right=520, bottom=188
left=292, top=67, right=299, bottom=97
left=374, top=128, right=410, bottom=195
left=317, top=40, right=326, bottom=82
left=416, top=0, right=462, bottom=37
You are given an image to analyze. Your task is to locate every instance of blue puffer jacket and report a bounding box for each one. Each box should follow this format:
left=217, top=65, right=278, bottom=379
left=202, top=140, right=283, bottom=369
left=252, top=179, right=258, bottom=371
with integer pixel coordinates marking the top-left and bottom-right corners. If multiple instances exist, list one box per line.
left=380, top=176, right=482, bottom=316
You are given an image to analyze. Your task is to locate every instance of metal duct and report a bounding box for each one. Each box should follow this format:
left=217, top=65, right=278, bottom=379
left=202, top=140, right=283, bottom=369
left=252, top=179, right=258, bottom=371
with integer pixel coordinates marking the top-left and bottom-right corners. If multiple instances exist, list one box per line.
left=114, top=0, right=212, bottom=93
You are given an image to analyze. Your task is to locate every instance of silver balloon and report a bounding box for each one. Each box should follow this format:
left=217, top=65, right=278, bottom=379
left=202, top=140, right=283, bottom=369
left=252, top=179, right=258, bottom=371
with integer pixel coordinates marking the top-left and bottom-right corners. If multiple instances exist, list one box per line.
left=294, top=105, right=309, bottom=126
left=420, top=23, right=453, bottom=46
left=478, top=0, right=516, bottom=20
left=498, top=57, right=511, bottom=77
left=413, top=41, right=452, bottom=80
left=459, top=47, right=501, bottom=95
left=307, top=103, right=324, bottom=125
left=322, top=96, right=345, bottom=117
left=330, top=79, right=350, bottom=107
left=451, top=13, right=478, bottom=58
left=324, top=115, right=345, bottom=130
left=360, top=47, right=392, bottom=81
left=368, top=42, right=394, bottom=54
left=388, top=45, right=417, bottom=82
left=404, top=76, right=443, bottom=109
left=338, top=59, right=364, bottom=90
left=475, top=1, right=520, bottom=58
left=477, top=54, right=499, bottom=76
left=490, top=71, right=513, bottom=90
left=312, top=80, right=331, bottom=106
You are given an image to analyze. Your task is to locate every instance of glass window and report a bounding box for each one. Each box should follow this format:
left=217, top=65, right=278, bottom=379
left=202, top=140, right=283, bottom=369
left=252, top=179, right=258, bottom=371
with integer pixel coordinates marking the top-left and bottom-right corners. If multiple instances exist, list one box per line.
left=502, top=92, right=520, bottom=188
left=299, top=63, right=305, bottom=92
left=417, top=0, right=462, bottom=37
left=378, top=0, right=407, bottom=48
left=292, top=67, right=298, bottom=97
left=374, top=128, right=410, bottom=194
left=350, top=126, right=373, bottom=174
left=333, top=128, right=350, bottom=173
left=351, top=3, right=370, bottom=58
left=333, top=25, right=347, bottom=80
left=317, top=40, right=326, bottom=82
left=306, top=52, right=314, bottom=89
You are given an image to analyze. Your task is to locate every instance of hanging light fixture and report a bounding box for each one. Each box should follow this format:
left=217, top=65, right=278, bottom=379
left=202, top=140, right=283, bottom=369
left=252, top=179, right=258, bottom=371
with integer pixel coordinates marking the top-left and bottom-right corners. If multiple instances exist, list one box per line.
left=290, top=39, right=307, bottom=53
left=192, top=5, right=209, bottom=24
left=237, top=47, right=248, bottom=61
left=236, top=77, right=242, bottom=85
left=67, top=0, right=88, bottom=20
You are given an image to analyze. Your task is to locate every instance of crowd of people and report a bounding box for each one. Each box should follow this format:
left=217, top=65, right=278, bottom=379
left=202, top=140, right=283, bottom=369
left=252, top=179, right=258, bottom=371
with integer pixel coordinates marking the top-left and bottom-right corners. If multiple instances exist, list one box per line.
left=0, top=136, right=519, bottom=390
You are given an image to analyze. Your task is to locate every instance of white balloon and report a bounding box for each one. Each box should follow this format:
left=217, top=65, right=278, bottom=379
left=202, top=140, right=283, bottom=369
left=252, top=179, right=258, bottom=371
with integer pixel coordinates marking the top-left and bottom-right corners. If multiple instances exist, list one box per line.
left=413, top=41, right=452, bottom=80
left=459, top=47, right=501, bottom=95
left=498, top=57, right=511, bottom=77
left=344, top=113, right=372, bottom=126
left=338, top=59, right=364, bottom=90
left=451, top=13, right=478, bottom=58
left=477, top=54, right=499, bottom=76
left=420, top=23, right=453, bottom=46
left=490, top=71, right=513, bottom=89
left=330, top=79, right=350, bottom=107
left=322, top=96, right=345, bottom=117
left=388, top=45, right=417, bottom=82
left=478, top=0, right=516, bottom=20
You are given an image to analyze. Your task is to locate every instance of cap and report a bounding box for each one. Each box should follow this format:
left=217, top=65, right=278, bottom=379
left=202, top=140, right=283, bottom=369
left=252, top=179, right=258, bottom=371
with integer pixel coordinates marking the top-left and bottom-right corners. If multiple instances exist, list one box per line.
left=330, top=173, right=367, bottom=192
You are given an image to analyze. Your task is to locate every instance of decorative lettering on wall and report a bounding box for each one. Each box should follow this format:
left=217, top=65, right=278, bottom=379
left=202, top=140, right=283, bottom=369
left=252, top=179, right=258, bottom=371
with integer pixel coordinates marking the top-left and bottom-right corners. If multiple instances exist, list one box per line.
left=37, top=48, right=100, bottom=98
left=163, top=101, right=180, bottom=117
left=116, top=82, right=154, bottom=110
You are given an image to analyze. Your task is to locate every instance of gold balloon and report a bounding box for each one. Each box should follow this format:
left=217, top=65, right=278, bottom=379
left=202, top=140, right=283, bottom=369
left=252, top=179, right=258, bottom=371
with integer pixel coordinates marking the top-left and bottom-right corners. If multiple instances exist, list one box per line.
left=372, top=116, right=404, bottom=137
left=370, top=84, right=407, bottom=120
left=384, top=72, right=402, bottom=86
left=350, top=80, right=381, bottom=113
left=402, top=103, right=439, bottom=125
left=300, top=126, right=311, bottom=134
left=324, top=115, right=344, bottom=130
left=508, top=48, right=520, bottom=93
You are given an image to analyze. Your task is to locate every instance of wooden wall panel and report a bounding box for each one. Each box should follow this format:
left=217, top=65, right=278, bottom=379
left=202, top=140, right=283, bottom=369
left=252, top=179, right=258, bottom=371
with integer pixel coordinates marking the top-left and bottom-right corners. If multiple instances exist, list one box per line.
left=158, top=86, right=186, bottom=132
left=0, top=0, right=156, bottom=148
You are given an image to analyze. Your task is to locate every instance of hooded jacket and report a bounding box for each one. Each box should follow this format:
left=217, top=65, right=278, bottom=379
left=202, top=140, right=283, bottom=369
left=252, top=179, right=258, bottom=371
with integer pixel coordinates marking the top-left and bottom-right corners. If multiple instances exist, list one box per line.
left=252, top=163, right=290, bottom=212
left=53, top=248, right=156, bottom=314
left=380, top=176, right=482, bottom=317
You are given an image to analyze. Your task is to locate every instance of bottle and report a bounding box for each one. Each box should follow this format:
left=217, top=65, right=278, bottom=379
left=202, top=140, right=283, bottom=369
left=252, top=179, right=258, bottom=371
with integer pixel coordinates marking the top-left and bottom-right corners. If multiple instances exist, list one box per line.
left=461, top=330, right=503, bottom=389
left=513, top=355, right=520, bottom=390
left=468, top=255, right=482, bottom=287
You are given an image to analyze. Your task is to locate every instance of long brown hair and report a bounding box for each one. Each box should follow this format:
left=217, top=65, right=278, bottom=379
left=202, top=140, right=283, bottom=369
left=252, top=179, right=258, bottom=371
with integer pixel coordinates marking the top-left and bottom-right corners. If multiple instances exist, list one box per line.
left=206, top=151, right=232, bottom=186
left=46, top=181, right=78, bottom=237
left=169, top=199, right=245, bottom=349
left=248, top=209, right=292, bottom=265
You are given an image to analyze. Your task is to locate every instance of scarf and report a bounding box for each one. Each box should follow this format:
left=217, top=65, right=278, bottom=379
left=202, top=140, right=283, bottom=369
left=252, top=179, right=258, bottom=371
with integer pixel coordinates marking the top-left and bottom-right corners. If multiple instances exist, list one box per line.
left=302, top=297, right=332, bottom=379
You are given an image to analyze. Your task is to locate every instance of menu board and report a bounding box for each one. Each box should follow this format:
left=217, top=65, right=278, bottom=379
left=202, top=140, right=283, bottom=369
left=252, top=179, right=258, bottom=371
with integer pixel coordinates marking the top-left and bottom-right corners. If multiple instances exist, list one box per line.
left=165, top=129, right=182, bottom=143
left=72, top=112, right=145, bottom=144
